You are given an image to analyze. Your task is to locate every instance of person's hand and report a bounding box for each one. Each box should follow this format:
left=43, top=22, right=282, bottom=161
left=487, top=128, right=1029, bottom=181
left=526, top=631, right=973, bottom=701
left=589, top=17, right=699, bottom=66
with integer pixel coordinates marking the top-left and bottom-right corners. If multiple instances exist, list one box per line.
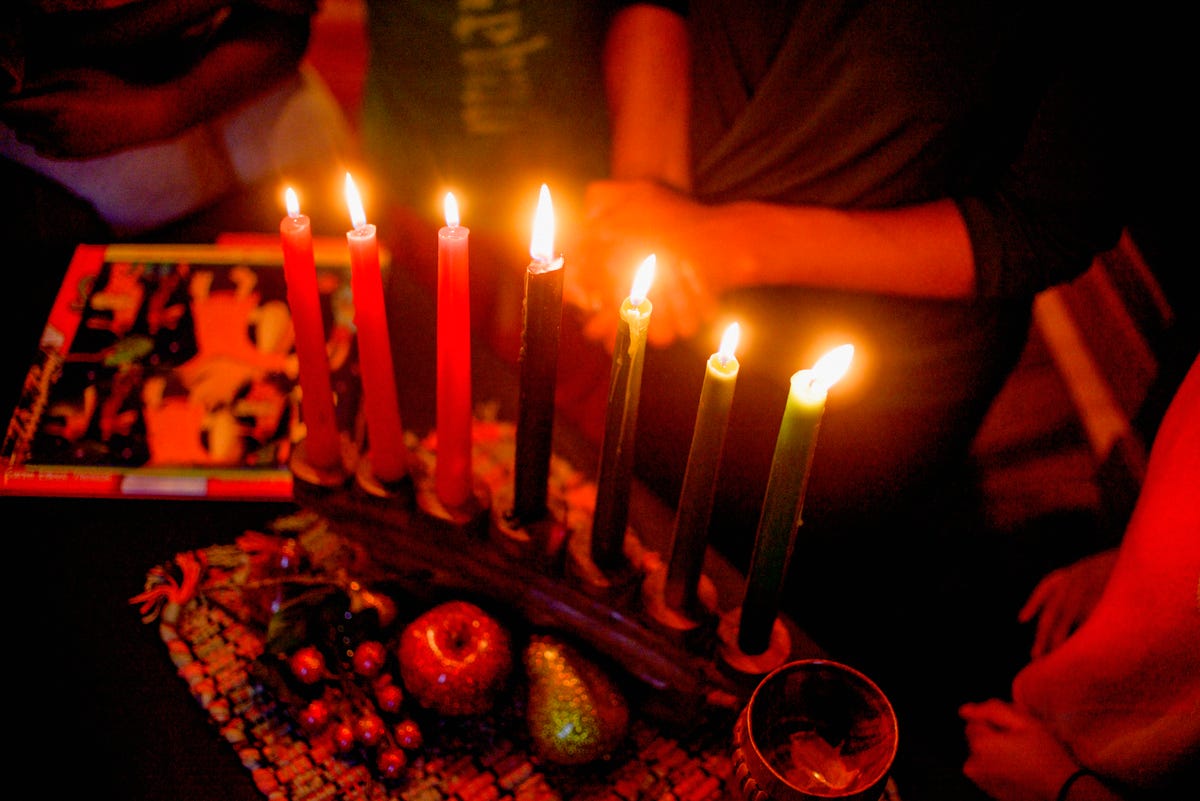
left=960, top=699, right=1080, bottom=801
left=566, top=179, right=721, bottom=350
left=0, top=67, right=173, bottom=158
left=1019, top=548, right=1118, bottom=659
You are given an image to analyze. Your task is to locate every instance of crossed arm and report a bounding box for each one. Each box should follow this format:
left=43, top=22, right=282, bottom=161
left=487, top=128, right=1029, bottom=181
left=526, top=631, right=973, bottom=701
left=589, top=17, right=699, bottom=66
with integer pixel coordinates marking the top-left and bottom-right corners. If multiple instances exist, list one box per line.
left=1, top=2, right=312, bottom=159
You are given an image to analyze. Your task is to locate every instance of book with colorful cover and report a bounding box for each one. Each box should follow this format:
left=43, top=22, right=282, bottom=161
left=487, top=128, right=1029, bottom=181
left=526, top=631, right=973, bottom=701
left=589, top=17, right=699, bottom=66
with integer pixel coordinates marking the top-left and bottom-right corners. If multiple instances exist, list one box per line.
left=1, top=240, right=367, bottom=500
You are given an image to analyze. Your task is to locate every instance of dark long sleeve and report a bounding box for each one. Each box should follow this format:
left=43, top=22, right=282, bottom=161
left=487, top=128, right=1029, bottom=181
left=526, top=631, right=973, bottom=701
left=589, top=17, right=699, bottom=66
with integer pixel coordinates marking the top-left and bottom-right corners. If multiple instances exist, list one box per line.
left=957, top=4, right=1143, bottom=299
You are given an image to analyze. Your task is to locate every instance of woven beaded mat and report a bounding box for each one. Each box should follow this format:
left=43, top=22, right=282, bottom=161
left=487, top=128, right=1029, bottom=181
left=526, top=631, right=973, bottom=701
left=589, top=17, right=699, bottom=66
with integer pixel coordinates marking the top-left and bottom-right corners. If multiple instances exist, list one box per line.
left=134, top=421, right=903, bottom=801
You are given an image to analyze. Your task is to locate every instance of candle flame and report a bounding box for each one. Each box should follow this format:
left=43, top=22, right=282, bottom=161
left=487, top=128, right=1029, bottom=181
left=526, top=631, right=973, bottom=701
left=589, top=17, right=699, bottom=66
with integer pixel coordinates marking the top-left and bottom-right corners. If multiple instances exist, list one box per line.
left=718, top=322, right=740, bottom=362
left=811, top=344, right=855, bottom=392
left=444, top=192, right=460, bottom=228
left=344, top=172, right=367, bottom=230
left=629, top=255, right=656, bottom=305
left=530, top=184, right=555, bottom=262
left=284, top=186, right=300, bottom=218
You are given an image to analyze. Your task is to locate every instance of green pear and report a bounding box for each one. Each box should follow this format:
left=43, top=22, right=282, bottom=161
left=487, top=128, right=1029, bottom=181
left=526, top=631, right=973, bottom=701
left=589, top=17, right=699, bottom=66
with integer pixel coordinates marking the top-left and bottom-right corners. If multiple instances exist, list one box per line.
left=523, top=634, right=630, bottom=765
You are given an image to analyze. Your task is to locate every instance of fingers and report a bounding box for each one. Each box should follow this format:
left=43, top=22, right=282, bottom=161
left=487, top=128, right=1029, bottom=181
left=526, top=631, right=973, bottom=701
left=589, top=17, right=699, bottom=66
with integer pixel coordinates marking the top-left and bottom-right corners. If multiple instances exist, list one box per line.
left=567, top=234, right=646, bottom=311
left=959, top=698, right=1021, bottom=727
left=583, top=311, right=618, bottom=351
left=560, top=277, right=601, bottom=315
left=1018, top=569, right=1060, bottom=623
left=576, top=178, right=720, bottom=349
left=1019, top=568, right=1076, bottom=659
left=1030, top=603, right=1076, bottom=660
left=646, top=320, right=681, bottom=348
left=560, top=281, right=588, bottom=309
left=582, top=180, right=626, bottom=220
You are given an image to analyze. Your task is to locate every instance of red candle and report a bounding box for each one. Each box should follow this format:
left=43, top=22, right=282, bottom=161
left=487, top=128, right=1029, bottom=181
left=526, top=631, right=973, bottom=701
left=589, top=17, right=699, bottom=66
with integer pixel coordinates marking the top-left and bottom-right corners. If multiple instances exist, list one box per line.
left=279, top=187, right=342, bottom=470
left=511, top=184, right=564, bottom=525
left=436, top=192, right=473, bottom=507
left=591, top=255, right=655, bottom=570
left=344, top=172, right=406, bottom=484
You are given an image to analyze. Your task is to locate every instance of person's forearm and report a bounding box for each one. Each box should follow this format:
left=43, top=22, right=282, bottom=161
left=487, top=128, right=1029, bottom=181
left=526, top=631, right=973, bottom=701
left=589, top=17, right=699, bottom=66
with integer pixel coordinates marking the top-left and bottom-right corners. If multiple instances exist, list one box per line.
left=51, top=0, right=242, bottom=49
left=160, top=9, right=310, bottom=134
left=701, top=197, right=978, bottom=299
left=603, top=4, right=690, bottom=189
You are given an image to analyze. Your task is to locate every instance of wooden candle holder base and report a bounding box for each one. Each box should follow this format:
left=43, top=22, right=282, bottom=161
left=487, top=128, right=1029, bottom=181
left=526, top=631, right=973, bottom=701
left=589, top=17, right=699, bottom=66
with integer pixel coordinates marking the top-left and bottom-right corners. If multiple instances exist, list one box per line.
left=354, top=452, right=413, bottom=499
left=289, top=437, right=358, bottom=489
left=490, top=508, right=569, bottom=571
left=406, top=453, right=491, bottom=535
left=564, top=523, right=652, bottom=606
left=416, top=483, right=490, bottom=529
left=640, top=565, right=721, bottom=655
left=292, top=420, right=815, bottom=728
left=717, top=607, right=793, bottom=681
left=416, top=480, right=490, bottom=530
left=303, top=483, right=750, bottom=727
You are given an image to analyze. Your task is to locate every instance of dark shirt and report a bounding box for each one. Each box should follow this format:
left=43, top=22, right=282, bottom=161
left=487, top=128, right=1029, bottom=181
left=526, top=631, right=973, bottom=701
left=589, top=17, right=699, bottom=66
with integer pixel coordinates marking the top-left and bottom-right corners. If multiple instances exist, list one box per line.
left=361, top=0, right=615, bottom=229
left=4, top=1, right=317, bottom=88
left=679, top=0, right=1137, bottom=300
left=609, top=0, right=1153, bottom=574
left=595, top=0, right=1134, bottom=304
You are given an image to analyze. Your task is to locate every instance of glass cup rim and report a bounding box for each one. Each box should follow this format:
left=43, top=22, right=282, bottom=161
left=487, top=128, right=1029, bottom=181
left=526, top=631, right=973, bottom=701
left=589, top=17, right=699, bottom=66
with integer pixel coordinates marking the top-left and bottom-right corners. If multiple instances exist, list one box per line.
left=744, top=658, right=899, bottom=798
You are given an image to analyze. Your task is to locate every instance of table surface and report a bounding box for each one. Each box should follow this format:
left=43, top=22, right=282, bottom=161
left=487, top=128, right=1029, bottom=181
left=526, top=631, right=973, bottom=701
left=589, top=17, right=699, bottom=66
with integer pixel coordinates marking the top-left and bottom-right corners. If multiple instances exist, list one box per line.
left=10, top=228, right=1044, bottom=801
left=4, top=241, right=828, bottom=800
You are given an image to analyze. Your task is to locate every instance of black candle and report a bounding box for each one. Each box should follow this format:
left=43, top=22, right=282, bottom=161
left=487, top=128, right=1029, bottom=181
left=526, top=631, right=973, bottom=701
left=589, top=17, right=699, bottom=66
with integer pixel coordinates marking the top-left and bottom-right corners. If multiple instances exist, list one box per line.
left=512, top=185, right=565, bottom=524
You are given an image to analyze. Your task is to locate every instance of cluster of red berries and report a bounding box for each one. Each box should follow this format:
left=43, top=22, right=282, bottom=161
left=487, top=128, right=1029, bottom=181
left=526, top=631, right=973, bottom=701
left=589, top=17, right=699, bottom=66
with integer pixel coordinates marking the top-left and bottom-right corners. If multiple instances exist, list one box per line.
left=286, top=640, right=425, bottom=779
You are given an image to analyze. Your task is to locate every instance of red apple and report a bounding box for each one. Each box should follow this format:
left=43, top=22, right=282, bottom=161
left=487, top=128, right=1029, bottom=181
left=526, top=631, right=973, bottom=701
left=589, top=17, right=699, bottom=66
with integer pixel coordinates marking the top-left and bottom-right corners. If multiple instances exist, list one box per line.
left=397, top=600, right=513, bottom=716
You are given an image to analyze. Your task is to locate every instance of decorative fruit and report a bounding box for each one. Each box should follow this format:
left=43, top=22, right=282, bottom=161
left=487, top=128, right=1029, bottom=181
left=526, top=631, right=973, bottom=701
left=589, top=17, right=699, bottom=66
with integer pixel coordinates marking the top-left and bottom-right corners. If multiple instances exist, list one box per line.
left=392, top=719, right=423, bottom=750
left=352, top=641, right=388, bottom=677
left=332, top=721, right=358, bottom=753
left=377, top=747, right=407, bottom=779
left=350, top=587, right=397, bottom=628
left=289, top=646, right=327, bottom=684
left=524, top=635, right=630, bottom=765
left=298, top=699, right=331, bottom=732
left=397, top=600, right=513, bottom=716
left=355, top=713, right=387, bottom=747
left=375, top=682, right=404, bottom=713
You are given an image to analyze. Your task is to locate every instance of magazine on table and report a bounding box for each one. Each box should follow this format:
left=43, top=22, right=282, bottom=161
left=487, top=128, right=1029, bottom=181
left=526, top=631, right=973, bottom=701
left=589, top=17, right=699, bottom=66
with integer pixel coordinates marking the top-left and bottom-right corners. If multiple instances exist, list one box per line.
left=0, top=239, right=369, bottom=500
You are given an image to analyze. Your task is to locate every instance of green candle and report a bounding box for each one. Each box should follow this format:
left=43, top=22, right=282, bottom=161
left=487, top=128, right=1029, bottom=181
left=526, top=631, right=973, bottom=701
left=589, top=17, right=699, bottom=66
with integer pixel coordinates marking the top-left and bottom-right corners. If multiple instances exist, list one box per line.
left=591, top=255, right=656, bottom=570
left=664, top=322, right=740, bottom=614
left=738, top=344, right=854, bottom=655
